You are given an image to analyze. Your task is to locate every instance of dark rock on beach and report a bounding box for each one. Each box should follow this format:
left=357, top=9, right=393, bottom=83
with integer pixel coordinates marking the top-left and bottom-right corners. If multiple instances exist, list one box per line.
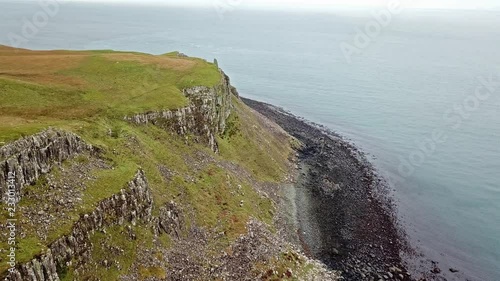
left=243, top=98, right=415, bottom=281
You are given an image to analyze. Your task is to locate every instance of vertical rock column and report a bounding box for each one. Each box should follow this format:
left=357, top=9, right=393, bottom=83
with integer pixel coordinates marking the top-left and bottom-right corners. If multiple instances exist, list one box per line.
left=0, top=129, right=94, bottom=203
left=124, top=70, right=235, bottom=152
left=6, top=170, right=153, bottom=281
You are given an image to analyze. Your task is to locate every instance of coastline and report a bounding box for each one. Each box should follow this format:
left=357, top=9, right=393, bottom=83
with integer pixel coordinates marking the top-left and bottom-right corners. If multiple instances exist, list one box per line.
left=243, top=97, right=415, bottom=280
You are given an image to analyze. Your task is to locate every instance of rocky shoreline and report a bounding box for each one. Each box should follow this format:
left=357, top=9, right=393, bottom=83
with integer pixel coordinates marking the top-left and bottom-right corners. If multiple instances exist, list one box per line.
left=243, top=98, right=415, bottom=281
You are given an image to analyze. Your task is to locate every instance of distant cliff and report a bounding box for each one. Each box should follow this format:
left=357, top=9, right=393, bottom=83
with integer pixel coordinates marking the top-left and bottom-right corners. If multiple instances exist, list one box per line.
left=125, top=70, right=234, bottom=153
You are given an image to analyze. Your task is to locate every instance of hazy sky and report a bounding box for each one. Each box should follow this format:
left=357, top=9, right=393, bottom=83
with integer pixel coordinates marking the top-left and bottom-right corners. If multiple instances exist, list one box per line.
left=71, top=0, right=500, bottom=10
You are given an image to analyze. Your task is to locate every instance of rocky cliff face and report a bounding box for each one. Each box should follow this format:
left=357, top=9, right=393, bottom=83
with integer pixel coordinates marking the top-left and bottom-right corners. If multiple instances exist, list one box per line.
left=1, top=70, right=236, bottom=280
left=0, top=129, right=95, bottom=203
left=124, top=70, right=234, bottom=152
left=7, top=170, right=153, bottom=281
left=154, top=201, right=184, bottom=239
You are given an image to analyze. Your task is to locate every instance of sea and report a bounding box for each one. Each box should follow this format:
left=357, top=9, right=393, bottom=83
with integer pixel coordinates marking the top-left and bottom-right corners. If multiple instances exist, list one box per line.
left=0, top=1, right=499, bottom=280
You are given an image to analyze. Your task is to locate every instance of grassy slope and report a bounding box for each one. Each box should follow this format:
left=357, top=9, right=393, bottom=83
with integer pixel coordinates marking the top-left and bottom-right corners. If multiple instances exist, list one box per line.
left=0, top=46, right=294, bottom=277
left=0, top=46, right=220, bottom=143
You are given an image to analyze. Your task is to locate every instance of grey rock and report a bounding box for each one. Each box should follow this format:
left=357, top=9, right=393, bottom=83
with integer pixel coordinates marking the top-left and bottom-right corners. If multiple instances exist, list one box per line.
left=7, top=170, right=153, bottom=281
left=154, top=201, right=184, bottom=239
left=124, top=70, right=235, bottom=153
left=0, top=129, right=95, bottom=203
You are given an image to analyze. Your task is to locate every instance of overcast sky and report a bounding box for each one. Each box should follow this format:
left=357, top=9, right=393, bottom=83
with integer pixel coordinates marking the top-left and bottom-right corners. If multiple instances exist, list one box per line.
left=68, top=0, right=500, bottom=10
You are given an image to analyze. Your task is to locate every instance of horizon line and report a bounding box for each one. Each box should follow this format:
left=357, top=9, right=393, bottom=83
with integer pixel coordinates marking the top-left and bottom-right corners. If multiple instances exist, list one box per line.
left=4, top=0, right=500, bottom=12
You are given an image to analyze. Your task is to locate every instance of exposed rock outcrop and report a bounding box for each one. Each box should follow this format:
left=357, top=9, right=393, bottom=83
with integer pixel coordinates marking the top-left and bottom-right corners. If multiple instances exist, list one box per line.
left=0, top=129, right=94, bottom=203
left=124, top=70, right=234, bottom=152
left=6, top=170, right=153, bottom=281
left=154, top=201, right=184, bottom=239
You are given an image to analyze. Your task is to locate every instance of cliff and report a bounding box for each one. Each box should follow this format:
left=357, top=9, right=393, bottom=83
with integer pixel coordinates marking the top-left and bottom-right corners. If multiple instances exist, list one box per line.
left=0, top=129, right=95, bottom=203
left=124, top=70, right=233, bottom=153
left=0, top=46, right=339, bottom=280
left=8, top=170, right=152, bottom=281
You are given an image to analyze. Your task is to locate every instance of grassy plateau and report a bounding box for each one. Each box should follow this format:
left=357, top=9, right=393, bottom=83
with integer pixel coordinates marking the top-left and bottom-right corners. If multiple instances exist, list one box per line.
left=0, top=45, right=298, bottom=279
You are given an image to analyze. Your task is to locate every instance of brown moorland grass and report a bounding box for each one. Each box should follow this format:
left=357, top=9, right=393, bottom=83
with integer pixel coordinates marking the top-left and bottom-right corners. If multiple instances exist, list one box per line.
left=0, top=45, right=221, bottom=142
left=0, top=46, right=298, bottom=278
left=103, top=53, right=196, bottom=71
left=0, top=48, right=89, bottom=86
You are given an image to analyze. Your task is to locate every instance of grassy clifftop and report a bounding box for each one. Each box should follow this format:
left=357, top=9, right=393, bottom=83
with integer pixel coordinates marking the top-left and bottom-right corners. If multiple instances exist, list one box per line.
left=0, top=45, right=220, bottom=143
left=0, top=46, right=330, bottom=280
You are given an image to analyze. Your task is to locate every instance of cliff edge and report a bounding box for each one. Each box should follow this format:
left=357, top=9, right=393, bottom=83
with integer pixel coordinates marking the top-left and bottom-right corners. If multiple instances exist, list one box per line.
left=0, top=46, right=339, bottom=280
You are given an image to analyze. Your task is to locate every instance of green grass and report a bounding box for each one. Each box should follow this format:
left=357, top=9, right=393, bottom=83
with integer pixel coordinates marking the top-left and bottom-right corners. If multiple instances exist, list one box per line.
left=62, top=56, right=187, bottom=116
left=82, top=223, right=153, bottom=280
left=0, top=48, right=220, bottom=142
left=182, top=164, right=274, bottom=241
left=0, top=96, right=293, bottom=275
left=256, top=250, right=318, bottom=281
left=0, top=47, right=296, bottom=279
left=60, top=222, right=159, bottom=280
left=0, top=116, right=209, bottom=270
left=138, top=266, right=167, bottom=280
left=81, top=161, right=138, bottom=210
left=218, top=97, right=292, bottom=182
left=0, top=78, right=89, bottom=114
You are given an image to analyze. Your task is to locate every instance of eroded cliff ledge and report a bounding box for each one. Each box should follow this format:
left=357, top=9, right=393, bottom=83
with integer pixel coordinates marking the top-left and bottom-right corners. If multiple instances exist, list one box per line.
left=7, top=170, right=153, bottom=281
left=0, top=129, right=95, bottom=203
left=124, top=70, right=235, bottom=153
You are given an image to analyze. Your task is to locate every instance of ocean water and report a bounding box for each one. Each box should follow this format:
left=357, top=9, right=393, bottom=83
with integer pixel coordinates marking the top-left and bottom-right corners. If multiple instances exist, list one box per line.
left=1, top=2, right=499, bottom=280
